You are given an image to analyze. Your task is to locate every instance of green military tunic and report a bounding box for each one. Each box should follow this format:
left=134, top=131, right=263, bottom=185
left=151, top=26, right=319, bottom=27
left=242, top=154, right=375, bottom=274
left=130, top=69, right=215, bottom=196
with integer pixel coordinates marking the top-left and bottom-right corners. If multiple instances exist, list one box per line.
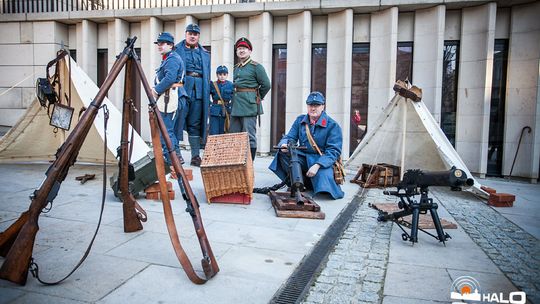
left=231, top=58, right=271, bottom=117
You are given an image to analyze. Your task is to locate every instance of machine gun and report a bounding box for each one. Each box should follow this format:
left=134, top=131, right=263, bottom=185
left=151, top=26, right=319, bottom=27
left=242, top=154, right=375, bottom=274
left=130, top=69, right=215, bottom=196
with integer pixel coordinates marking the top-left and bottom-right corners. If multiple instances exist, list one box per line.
left=378, top=166, right=474, bottom=245
left=267, top=141, right=325, bottom=219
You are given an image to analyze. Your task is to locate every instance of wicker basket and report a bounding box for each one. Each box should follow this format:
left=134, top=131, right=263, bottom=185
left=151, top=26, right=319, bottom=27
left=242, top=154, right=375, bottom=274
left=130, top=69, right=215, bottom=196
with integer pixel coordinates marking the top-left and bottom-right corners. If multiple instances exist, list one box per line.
left=200, top=132, right=253, bottom=202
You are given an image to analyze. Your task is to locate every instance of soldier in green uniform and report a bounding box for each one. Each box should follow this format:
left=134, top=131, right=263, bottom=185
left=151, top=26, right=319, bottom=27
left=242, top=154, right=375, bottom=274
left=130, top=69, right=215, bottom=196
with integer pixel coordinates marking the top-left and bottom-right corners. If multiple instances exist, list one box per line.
left=230, top=37, right=271, bottom=161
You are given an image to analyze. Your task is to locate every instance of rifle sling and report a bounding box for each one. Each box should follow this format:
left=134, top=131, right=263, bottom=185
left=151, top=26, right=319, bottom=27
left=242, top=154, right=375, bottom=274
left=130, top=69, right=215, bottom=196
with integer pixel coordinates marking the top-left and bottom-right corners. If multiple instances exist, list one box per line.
left=304, top=124, right=323, bottom=156
left=304, top=123, right=345, bottom=177
left=212, top=81, right=230, bottom=132
left=29, top=105, right=111, bottom=286
left=149, top=110, right=207, bottom=285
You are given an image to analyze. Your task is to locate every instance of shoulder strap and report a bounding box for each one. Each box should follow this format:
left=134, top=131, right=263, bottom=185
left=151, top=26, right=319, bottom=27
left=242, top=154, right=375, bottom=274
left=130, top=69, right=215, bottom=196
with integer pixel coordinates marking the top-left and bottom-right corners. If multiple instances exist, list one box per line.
left=304, top=123, right=323, bottom=156
left=212, top=81, right=225, bottom=105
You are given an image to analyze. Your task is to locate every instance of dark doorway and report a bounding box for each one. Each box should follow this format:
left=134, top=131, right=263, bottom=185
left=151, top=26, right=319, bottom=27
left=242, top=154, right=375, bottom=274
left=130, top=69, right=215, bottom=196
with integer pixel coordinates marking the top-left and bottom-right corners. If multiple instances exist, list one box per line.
left=487, top=39, right=509, bottom=176
left=441, top=41, right=460, bottom=147
left=350, top=43, right=370, bottom=155
left=69, top=49, right=77, bottom=62
left=97, top=49, right=108, bottom=88
left=271, top=45, right=287, bottom=147
left=396, top=42, right=413, bottom=82
left=311, top=44, right=327, bottom=96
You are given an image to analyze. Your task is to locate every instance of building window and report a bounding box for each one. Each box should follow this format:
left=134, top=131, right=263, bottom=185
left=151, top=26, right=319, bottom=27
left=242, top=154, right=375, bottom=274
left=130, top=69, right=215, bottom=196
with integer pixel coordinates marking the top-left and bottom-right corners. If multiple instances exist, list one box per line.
left=97, top=49, right=108, bottom=88
left=487, top=39, right=509, bottom=176
left=441, top=41, right=460, bottom=147
left=271, top=45, right=287, bottom=147
left=311, top=44, right=327, bottom=96
left=396, top=42, right=413, bottom=82
left=350, top=43, right=370, bottom=155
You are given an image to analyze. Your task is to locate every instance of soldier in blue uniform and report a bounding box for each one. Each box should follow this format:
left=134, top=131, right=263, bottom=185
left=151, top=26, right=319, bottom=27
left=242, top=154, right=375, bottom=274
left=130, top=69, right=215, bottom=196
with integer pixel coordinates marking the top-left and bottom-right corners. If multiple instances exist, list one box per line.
left=174, top=24, right=211, bottom=167
left=151, top=32, right=187, bottom=165
left=209, top=65, right=234, bottom=135
left=269, top=92, right=344, bottom=200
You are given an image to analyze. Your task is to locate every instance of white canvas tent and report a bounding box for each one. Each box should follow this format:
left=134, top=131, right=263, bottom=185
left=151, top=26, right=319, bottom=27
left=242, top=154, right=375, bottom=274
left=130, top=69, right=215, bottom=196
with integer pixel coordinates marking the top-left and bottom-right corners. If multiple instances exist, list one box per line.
left=0, top=55, right=149, bottom=164
left=346, top=93, right=488, bottom=198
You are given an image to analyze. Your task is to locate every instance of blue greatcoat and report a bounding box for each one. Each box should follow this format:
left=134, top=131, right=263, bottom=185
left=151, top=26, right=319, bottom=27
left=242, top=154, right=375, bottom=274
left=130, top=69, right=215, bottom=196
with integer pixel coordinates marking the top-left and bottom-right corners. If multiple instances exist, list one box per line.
left=154, top=51, right=187, bottom=153
left=209, top=80, right=234, bottom=135
left=174, top=40, right=211, bottom=140
left=269, top=111, right=345, bottom=199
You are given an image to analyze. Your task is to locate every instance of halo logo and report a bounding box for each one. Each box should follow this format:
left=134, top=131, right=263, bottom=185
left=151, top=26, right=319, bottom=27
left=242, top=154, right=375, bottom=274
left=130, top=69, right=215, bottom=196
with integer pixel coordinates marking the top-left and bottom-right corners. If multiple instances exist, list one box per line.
left=450, top=276, right=526, bottom=304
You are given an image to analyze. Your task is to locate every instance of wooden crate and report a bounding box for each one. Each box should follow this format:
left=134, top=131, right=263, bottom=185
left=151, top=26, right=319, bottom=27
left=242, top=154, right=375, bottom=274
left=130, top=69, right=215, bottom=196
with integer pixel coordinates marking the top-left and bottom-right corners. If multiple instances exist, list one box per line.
left=145, top=181, right=175, bottom=200
left=351, top=163, right=401, bottom=188
left=200, top=132, right=253, bottom=204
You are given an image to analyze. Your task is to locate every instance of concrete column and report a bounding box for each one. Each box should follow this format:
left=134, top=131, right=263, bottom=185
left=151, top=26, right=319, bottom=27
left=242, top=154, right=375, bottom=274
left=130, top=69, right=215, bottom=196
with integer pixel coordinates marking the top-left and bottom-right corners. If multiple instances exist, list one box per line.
left=326, top=9, right=353, bottom=158
left=211, top=14, right=235, bottom=79
left=249, top=12, right=273, bottom=153
left=456, top=3, right=496, bottom=177
left=76, top=20, right=98, bottom=83
left=140, top=17, right=163, bottom=140
left=286, top=11, right=312, bottom=129
left=503, top=1, right=540, bottom=181
left=413, top=5, right=445, bottom=123
left=107, top=18, right=129, bottom=110
left=175, top=16, right=198, bottom=43
left=368, top=7, right=398, bottom=125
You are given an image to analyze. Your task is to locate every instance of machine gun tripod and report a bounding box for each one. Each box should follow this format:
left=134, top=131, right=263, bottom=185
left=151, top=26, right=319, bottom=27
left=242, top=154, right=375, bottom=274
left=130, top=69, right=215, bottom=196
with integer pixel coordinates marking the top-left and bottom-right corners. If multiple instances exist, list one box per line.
left=378, top=167, right=474, bottom=245
left=268, top=141, right=325, bottom=219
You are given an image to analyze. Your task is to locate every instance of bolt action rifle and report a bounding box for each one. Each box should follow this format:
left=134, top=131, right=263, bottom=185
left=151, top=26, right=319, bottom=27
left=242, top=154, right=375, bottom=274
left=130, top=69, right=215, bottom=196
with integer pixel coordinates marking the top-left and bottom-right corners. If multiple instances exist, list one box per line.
left=131, top=50, right=219, bottom=284
left=0, top=38, right=137, bottom=285
left=379, top=166, right=474, bottom=245
left=118, top=59, right=147, bottom=233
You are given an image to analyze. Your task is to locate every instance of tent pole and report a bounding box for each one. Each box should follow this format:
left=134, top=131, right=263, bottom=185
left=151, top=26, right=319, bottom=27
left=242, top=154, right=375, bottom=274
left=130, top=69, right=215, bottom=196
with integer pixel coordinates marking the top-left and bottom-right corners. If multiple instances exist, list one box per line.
left=400, top=98, right=407, bottom=180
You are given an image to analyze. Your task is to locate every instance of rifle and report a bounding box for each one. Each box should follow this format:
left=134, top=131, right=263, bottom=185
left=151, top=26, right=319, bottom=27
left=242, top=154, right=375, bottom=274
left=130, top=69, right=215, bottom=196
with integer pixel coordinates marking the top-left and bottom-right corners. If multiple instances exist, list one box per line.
left=131, top=50, right=219, bottom=284
left=0, top=38, right=137, bottom=285
left=119, top=59, right=147, bottom=233
left=378, top=166, right=474, bottom=244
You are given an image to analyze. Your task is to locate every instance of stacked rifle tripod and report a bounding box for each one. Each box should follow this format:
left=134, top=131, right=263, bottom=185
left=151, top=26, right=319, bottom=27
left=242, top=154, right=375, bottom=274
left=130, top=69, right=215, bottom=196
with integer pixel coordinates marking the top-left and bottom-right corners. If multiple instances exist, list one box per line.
left=0, top=37, right=219, bottom=286
left=377, top=167, right=474, bottom=245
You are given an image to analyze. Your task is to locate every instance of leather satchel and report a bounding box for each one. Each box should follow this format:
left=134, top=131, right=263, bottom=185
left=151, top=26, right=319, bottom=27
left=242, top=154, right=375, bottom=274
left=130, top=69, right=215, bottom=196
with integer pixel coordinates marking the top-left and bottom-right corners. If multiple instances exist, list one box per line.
left=304, top=124, right=345, bottom=185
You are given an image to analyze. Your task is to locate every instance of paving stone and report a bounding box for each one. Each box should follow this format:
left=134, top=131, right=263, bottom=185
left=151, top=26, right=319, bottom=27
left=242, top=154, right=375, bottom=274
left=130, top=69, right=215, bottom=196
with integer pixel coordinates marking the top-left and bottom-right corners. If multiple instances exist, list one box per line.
left=433, top=187, right=540, bottom=302
left=302, top=190, right=392, bottom=304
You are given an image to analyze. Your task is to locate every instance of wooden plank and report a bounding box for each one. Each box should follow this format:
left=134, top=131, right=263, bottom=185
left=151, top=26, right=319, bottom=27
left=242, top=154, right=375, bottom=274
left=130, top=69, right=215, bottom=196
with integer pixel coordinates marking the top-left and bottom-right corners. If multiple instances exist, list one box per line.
left=274, top=209, right=325, bottom=220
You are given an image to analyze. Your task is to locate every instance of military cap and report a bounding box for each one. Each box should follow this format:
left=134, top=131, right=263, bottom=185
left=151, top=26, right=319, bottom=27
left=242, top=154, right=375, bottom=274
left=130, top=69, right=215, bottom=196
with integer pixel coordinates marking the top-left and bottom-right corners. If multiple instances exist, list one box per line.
left=154, top=32, right=174, bottom=44
left=216, top=65, right=228, bottom=74
left=235, top=37, right=252, bottom=51
left=306, top=91, right=326, bottom=105
left=185, top=24, right=200, bottom=34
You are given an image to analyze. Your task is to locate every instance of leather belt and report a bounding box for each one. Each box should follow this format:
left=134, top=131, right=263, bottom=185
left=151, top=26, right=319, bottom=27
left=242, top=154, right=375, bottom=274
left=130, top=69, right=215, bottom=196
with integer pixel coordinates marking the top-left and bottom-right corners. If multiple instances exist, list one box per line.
left=235, top=87, right=258, bottom=93
left=186, top=71, right=202, bottom=78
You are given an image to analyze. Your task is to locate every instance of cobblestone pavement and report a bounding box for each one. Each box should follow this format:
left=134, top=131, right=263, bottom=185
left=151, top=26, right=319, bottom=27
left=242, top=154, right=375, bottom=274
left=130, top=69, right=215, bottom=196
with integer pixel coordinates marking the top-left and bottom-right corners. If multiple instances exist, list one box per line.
left=302, top=189, right=392, bottom=304
left=433, top=188, right=540, bottom=304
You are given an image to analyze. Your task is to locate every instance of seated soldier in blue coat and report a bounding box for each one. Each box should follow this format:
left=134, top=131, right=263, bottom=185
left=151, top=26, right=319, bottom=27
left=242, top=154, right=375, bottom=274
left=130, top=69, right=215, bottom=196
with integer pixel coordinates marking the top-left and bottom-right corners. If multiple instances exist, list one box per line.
left=269, top=92, right=345, bottom=200
left=151, top=32, right=188, bottom=165
left=209, top=65, right=234, bottom=135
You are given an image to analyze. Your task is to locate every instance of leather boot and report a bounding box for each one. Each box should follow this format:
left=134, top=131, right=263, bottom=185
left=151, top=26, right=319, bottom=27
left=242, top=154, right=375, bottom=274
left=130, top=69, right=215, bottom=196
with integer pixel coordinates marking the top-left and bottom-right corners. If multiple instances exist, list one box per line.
left=188, top=136, right=201, bottom=159
left=190, top=155, right=202, bottom=167
left=250, top=147, right=257, bottom=161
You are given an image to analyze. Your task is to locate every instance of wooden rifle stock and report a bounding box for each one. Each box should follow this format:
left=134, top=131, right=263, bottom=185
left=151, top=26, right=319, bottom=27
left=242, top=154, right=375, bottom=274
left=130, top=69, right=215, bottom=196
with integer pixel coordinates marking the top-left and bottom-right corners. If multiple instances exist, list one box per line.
left=131, top=53, right=219, bottom=282
left=120, top=59, right=145, bottom=233
left=0, top=38, right=136, bottom=285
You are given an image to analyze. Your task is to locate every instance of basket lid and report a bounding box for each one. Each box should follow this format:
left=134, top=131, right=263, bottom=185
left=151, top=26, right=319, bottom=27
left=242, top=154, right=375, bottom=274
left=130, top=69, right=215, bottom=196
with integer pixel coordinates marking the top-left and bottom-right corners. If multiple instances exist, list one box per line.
left=201, top=132, right=250, bottom=168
